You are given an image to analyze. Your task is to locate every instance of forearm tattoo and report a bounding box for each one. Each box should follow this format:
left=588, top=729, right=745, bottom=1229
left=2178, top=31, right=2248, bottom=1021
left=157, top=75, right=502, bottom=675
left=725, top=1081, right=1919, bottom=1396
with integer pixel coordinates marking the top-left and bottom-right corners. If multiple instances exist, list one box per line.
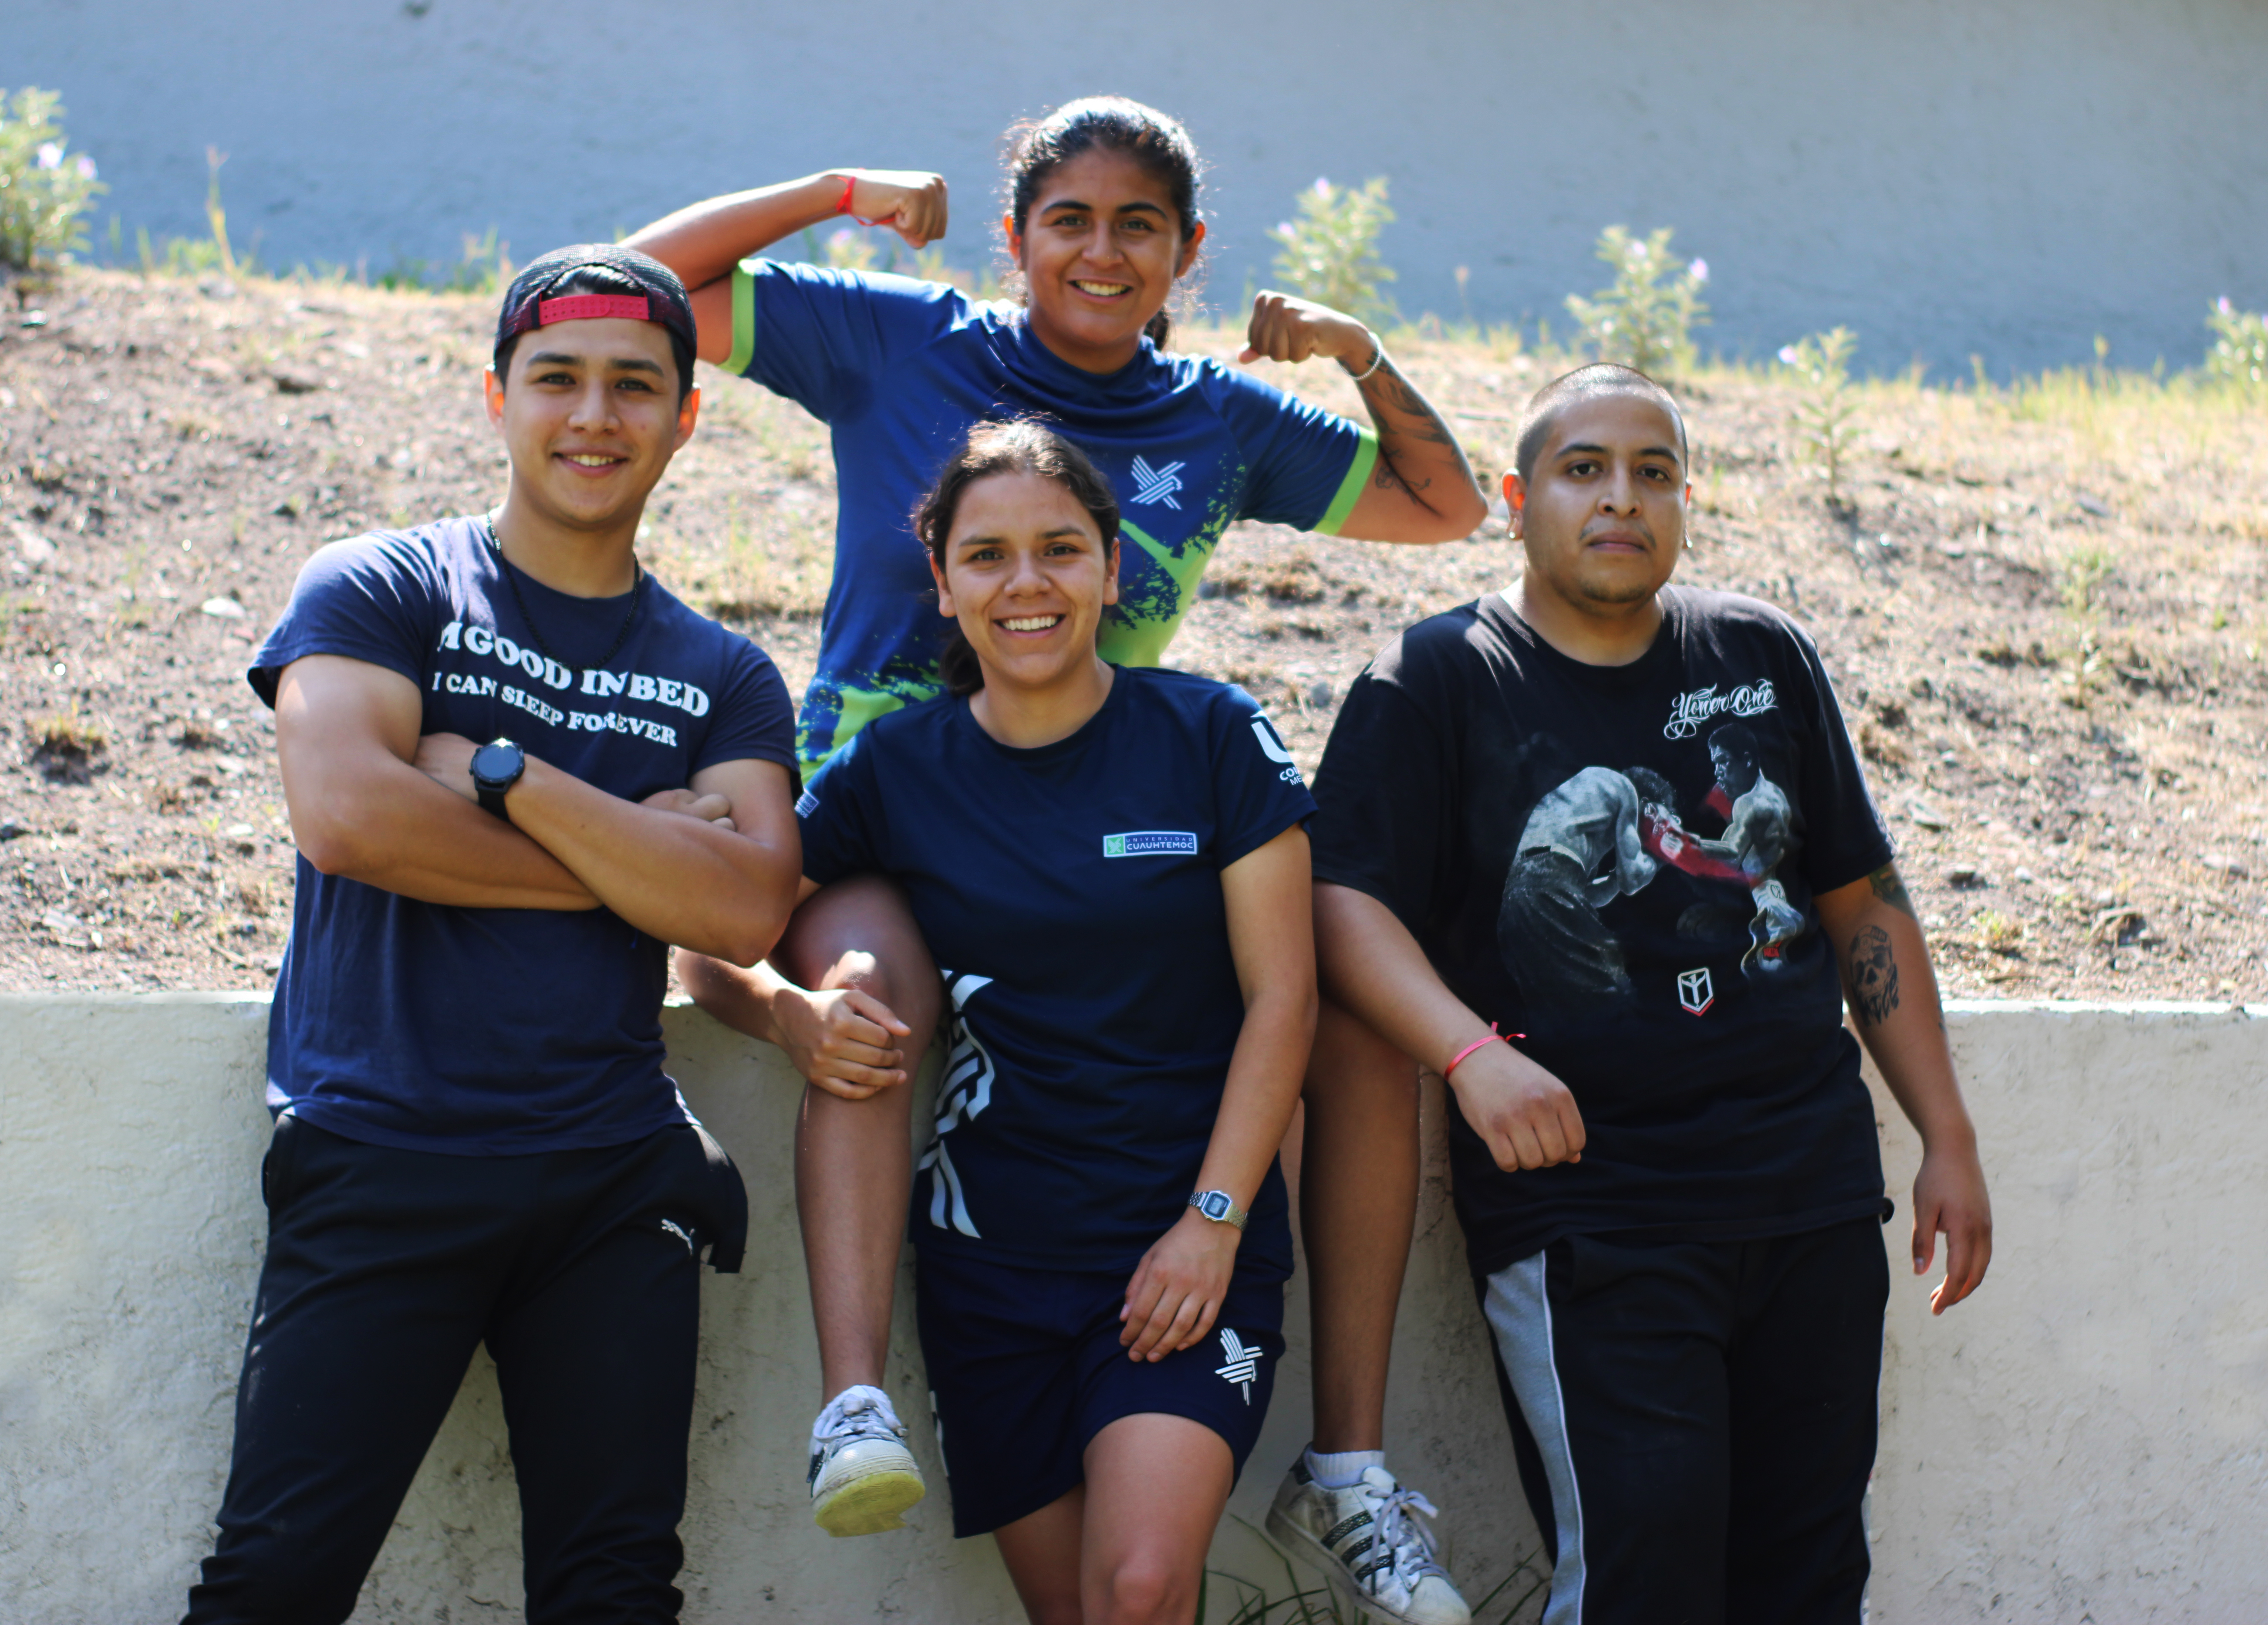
left=1847, top=922, right=1902, bottom=1026
left=1866, top=862, right=1919, bottom=922
left=1355, top=353, right=1471, bottom=502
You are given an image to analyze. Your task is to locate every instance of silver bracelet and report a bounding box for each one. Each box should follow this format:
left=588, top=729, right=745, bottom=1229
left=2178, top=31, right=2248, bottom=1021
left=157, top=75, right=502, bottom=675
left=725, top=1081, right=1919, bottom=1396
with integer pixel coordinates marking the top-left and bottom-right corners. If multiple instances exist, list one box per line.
left=1344, top=340, right=1385, bottom=382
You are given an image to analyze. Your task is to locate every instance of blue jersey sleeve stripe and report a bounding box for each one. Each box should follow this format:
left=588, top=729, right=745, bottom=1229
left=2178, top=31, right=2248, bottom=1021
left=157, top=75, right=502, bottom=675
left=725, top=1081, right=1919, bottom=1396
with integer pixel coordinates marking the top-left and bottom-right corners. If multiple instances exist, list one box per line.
left=722, top=257, right=759, bottom=377
left=1316, top=428, right=1379, bottom=536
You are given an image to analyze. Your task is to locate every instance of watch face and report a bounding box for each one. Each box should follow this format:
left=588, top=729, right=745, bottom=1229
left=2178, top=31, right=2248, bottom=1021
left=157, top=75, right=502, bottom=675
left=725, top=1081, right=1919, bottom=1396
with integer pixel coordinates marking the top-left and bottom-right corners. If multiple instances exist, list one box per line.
left=1200, top=1191, right=1232, bottom=1221
left=470, top=740, right=523, bottom=788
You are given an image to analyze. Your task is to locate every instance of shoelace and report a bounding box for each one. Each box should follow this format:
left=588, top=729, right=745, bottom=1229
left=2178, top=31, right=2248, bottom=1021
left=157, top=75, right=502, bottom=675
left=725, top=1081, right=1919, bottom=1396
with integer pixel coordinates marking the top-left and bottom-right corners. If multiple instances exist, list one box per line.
left=814, top=1391, right=903, bottom=1448
left=1368, top=1484, right=1452, bottom=1590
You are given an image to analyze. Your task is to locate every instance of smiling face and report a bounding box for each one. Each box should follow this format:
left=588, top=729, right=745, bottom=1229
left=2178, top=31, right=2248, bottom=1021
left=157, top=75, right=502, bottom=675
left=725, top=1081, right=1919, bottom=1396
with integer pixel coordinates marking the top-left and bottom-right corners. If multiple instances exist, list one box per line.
left=483, top=316, right=699, bottom=537
left=1506, top=389, right=1690, bottom=618
left=1004, top=147, right=1204, bottom=374
left=930, top=469, right=1119, bottom=695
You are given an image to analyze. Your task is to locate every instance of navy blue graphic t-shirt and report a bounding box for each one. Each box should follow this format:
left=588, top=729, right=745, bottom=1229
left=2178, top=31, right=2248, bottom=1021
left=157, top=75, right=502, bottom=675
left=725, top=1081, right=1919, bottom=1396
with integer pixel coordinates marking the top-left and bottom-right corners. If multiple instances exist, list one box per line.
left=1310, top=587, right=1894, bottom=1273
left=724, top=261, right=1377, bottom=771
left=796, top=667, right=1316, bottom=1277
left=249, top=516, right=797, bottom=1155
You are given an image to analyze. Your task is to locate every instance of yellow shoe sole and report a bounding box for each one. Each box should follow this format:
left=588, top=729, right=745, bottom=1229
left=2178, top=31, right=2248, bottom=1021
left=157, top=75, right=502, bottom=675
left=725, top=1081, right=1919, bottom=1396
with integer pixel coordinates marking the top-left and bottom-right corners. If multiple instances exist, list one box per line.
left=813, top=1467, right=926, bottom=1537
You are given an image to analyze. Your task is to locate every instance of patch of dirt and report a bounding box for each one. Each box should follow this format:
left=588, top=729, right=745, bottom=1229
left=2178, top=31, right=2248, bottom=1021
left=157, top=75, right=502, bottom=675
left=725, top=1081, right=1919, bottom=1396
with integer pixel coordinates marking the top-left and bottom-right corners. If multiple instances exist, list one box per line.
left=3, top=269, right=2263, bottom=998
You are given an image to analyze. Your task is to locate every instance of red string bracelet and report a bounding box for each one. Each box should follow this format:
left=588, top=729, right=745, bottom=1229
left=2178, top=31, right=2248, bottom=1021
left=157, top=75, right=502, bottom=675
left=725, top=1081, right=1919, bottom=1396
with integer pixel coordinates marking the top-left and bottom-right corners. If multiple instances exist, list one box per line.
left=834, top=173, right=888, bottom=229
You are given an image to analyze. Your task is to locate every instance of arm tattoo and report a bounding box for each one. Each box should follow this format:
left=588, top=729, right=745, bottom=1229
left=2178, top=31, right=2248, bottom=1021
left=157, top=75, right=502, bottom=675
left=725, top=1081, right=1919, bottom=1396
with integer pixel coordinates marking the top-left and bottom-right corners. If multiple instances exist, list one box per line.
left=1866, top=862, right=1919, bottom=922
left=1353, top=353, right=1475, bottom=514
left=1847, top=922, right=1902, bottom=1026
left=1355, top=354, right=1460, bottom=448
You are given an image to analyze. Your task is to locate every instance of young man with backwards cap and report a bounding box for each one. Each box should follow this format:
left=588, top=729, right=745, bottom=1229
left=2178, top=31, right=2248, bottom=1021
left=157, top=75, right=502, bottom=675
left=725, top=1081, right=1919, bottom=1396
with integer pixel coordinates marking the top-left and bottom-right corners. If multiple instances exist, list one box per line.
left=182, top=246, right=803, bottom=1624
left=1300, top=364, right=1993, bottom=1622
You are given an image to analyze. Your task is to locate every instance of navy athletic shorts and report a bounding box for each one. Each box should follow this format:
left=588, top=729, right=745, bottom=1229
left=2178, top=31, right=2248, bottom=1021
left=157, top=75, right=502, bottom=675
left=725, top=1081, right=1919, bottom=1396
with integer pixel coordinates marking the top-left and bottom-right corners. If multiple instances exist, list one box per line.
left=914, top=1247, right=1286, bottom=1537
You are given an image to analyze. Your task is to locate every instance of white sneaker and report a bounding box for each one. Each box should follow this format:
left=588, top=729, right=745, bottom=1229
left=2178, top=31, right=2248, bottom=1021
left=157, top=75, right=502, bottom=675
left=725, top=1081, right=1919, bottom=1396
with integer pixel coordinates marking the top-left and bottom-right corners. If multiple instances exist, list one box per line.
left=1266, top=1459, right=1472, bottom=1625
left=807, top=1385, right=925, bottom=1537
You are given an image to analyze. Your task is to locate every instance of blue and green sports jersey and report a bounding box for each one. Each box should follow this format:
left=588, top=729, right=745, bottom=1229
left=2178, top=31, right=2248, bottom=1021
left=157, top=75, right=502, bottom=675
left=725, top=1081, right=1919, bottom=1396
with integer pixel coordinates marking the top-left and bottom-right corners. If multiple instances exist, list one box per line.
left=725, top=260, right=1377, bottom=772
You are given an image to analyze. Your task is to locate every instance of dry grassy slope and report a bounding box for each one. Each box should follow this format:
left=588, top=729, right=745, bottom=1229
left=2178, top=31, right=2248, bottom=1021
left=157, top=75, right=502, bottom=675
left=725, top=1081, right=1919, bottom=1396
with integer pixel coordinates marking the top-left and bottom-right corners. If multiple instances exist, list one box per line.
left=2, top=269, right=2262, bottom=997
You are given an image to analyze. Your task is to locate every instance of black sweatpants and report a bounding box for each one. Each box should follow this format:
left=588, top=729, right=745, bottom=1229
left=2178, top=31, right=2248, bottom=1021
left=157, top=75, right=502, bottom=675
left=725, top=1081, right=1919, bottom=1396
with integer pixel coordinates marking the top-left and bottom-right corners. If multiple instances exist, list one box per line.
left=184, top=1114, right=745, bottom=1625
left=1478, top=1216, right=1890, bottom=1625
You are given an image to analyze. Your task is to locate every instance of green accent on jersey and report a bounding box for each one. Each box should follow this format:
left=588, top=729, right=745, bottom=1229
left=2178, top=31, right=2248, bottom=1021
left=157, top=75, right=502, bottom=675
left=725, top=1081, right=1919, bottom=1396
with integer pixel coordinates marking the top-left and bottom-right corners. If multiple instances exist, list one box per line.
left=800, top=681, right=921, bottom=776
left=1316, top=428, right=1379, bottom=536
left=1100, top=516, right=1224, bottom=668
left=721, top=259, right=759, bottom=378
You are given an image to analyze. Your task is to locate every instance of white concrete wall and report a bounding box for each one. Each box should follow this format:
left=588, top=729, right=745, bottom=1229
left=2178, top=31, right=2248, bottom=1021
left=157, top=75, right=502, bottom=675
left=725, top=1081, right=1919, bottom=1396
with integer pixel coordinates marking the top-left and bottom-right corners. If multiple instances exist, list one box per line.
left=12, top=0, right=2266, bottom=375
left=2, top=994, right=2264, bottom=1622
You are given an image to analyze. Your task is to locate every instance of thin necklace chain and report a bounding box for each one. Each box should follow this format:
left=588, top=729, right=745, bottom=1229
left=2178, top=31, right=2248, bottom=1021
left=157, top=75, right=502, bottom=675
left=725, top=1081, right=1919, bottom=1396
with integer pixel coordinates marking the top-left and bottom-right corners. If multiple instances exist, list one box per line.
left=482, top=512, right=644, bottom=677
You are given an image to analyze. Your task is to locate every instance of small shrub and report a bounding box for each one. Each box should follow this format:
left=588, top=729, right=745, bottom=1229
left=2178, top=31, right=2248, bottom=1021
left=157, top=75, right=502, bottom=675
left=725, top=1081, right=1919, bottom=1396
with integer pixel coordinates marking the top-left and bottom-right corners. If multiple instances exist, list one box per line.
left=0, top=87, right=105, bottom=270
left=2205, top=297, right=2268, bottom=392
left=2062, top=545, right=2114, bottom=617
left=1780, top=327, right=1861, bottom=503
left=1565, top=226, right=1708, bottom=376
left=1268, top=176, right=1398, bottom=325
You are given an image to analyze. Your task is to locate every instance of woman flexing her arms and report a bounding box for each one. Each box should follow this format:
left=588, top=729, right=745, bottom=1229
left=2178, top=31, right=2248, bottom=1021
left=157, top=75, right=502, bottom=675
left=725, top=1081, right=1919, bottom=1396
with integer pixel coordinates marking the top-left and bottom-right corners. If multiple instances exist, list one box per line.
left=629, top=98, right=1475, bottom=1623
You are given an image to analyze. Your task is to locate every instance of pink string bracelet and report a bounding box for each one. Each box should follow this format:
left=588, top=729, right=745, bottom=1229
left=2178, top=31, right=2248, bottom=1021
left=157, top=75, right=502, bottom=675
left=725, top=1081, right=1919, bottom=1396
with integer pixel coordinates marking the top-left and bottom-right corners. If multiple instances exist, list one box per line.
left=1444, top=1030, right=1501, bottom=1078
left=1443, top=1024, right=1527, bottom=1078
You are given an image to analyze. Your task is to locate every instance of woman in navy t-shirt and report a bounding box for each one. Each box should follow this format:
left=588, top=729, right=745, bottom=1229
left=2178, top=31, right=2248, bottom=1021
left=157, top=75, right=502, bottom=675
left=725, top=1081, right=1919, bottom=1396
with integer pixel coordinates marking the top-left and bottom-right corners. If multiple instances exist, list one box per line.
left=708, top=420, right=1316, bottom=1604
left=649, top=98, right=1479, bottom=1578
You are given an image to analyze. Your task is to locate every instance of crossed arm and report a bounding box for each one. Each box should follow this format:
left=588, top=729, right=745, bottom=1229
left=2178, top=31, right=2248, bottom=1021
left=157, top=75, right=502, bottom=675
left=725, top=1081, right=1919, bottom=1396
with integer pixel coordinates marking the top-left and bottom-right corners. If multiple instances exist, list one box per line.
left=275, top=653, right=802, bottom=965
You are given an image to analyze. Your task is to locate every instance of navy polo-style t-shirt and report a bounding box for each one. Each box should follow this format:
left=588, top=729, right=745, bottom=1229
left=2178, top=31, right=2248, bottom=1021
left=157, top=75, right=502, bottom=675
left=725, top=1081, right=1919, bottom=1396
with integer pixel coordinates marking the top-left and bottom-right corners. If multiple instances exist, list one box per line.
left=796, top=667, right=1316, bottom=1277
left=249, top=516, right=797, bottom=1155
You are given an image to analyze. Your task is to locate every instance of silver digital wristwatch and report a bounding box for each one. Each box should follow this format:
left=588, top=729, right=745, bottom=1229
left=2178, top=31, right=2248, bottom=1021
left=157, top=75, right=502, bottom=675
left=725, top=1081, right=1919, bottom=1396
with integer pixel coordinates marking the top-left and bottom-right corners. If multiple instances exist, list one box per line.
left=1188, top=1189, right=1249, bottom=1231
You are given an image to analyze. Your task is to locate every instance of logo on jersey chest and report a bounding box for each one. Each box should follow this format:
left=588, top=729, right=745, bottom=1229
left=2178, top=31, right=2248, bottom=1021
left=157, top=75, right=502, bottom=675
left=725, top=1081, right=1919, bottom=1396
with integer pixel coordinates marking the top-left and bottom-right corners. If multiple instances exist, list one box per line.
left=1663, top=680, right=1777, bottom=740
left=1677, top=967, right=1716, bottom=1016
left=1130, top=455, right=1186, bottom=510
left=1104, top=831, right=1199, bottom=858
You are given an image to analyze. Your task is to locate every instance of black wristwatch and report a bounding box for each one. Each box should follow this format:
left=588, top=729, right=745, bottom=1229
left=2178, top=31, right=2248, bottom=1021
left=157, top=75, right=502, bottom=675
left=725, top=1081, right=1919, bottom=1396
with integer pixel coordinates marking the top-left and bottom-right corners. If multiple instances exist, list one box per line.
left=469, top=737, right=526, bottom=821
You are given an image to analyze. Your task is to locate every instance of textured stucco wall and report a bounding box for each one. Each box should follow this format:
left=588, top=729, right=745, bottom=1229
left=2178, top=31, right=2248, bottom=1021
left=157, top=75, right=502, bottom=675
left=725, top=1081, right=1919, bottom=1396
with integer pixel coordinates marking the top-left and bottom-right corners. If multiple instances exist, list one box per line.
left=11, top=0, right=2267, bottom=375
left=3, top=995, right=2264, bottom=1621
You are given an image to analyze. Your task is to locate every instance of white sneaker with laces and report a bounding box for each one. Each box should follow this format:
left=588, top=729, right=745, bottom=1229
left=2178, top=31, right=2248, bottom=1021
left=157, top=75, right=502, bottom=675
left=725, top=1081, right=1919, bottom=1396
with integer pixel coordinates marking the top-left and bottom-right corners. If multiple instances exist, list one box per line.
left=807, top=1385, right=925, bottom=1537
left=1266, top=1459, right=1472, bottom=1625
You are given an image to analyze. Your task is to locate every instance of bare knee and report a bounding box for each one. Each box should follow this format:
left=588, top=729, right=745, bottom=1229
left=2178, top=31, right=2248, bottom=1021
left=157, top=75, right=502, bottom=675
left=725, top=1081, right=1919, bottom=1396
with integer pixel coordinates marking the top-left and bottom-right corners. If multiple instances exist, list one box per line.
left=775, top=877, right=941, bottom=1040
left=1090, top=1552, right=1195, bottom=1625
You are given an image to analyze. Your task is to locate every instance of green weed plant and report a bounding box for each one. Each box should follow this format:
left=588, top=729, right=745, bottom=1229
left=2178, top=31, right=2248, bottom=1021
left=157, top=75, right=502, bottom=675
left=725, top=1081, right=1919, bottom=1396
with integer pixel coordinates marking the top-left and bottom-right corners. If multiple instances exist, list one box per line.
left=1268, top=177, right=1398, bottom=327
left=1565, top=226, right=1708, bottom=377
left=2205, top=297, right=2268, bottom=394
left=0, top=88, right=105, bottom=270
left=1780, top=327, right=1861, bottom=503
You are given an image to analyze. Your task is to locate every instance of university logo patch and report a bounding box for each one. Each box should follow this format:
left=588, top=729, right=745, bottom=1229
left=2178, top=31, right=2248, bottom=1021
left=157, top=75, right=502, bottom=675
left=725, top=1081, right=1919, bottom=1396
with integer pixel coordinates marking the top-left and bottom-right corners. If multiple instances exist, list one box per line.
left=1215, top=1328, right=1262, bottom=1403
left=1130, top=455, right=1186, bottom=509
left=1249, top=713, right=1305, bottom=784
left=1677, top=966, right=1716, bottom=1016
left=1103, top=831, right=1199, bottom=858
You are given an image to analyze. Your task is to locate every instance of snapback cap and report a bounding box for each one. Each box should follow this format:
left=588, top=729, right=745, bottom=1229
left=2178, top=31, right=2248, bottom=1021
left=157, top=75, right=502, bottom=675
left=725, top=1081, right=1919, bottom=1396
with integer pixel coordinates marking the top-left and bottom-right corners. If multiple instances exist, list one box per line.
left=493, top=243, right=698, bottom=366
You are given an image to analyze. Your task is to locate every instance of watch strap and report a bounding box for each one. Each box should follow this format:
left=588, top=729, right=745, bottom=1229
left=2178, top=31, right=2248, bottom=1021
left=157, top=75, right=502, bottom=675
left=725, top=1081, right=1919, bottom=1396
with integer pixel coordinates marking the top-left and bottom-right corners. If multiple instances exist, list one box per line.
left=477, top=785, right=511, bottom=821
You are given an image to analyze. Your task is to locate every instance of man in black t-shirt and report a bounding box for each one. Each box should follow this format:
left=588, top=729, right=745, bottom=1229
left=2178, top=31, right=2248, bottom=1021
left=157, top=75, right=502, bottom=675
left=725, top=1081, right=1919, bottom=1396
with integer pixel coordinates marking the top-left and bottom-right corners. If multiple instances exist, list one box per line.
left=1307, top=365, right=1993, bottom=1623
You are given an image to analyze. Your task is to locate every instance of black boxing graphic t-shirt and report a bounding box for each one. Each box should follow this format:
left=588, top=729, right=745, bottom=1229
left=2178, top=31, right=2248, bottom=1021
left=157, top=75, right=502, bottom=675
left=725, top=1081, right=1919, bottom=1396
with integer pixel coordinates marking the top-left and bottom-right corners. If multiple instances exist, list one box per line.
left=249, top=517, right=796, bottom=1155
left=1310, top=586, right=1895, bottom=1272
